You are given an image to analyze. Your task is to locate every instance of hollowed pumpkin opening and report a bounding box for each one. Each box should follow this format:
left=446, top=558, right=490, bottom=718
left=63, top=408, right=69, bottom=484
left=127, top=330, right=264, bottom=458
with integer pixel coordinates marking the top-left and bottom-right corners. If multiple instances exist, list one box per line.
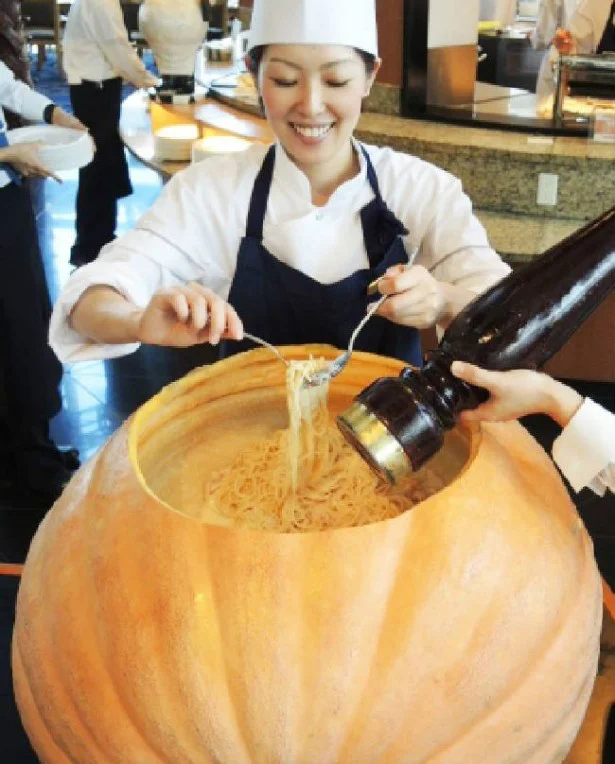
left=130, top=345, right=477, bottom=529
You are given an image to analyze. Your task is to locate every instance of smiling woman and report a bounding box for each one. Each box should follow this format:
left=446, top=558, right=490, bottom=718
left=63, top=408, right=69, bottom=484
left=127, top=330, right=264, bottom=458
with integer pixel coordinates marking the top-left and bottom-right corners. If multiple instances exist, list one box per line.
left=50, top=0, right=510, bottom=383
left=247, top=44, right=380, bottom=202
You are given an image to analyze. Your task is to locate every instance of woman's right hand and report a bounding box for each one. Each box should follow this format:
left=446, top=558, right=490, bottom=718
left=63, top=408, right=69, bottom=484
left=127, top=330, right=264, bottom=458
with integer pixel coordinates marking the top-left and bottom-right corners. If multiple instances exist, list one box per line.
left=1, top=141, right=61, bottom=181
left=136, top=283, right=244, bottom=347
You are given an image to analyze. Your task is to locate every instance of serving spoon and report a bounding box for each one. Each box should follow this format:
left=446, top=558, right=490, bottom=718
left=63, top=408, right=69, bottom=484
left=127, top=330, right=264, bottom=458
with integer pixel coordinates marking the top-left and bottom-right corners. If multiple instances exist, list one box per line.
left=243, top=332, right=290, bottom=366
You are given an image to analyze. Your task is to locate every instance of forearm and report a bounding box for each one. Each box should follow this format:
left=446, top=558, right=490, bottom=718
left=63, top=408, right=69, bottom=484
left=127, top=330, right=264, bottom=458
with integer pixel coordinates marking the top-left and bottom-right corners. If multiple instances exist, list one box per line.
left=98, top=39, right=152, bottom=86
left=437, top=282, right=478, bottom=329
left=539, top=375, right=583, bottom=428
left=69, top=286, right=143, bottom=345
left=0, top=76, right=51, bottom=121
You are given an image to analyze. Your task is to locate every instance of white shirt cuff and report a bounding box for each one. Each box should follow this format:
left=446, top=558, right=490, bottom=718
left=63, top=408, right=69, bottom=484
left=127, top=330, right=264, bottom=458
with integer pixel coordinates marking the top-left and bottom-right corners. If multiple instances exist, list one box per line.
left=49, top=263, right=145, bottom=363
left=552, top=398, right=615, bottom=493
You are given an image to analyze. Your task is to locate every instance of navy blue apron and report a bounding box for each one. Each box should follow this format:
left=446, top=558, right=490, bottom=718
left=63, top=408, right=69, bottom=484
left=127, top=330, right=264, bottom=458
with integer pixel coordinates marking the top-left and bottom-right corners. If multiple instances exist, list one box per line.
left=597, top=2, right=615, bottom=52
left=222, top=145, right=423, bottom=367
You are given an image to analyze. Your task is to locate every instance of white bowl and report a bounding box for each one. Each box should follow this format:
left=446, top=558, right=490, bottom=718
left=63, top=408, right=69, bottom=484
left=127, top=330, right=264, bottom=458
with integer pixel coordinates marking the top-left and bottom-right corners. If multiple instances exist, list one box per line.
left=7, top=125, right=94, bottom=172
left=191, top=135, right=251, bottom=163
left=154, top=124, right=200, bottom=161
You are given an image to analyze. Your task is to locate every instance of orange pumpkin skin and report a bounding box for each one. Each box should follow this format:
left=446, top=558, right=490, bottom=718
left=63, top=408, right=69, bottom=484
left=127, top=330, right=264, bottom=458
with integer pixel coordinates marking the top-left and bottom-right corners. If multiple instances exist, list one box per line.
left=12, top=348, right=602, bottom=764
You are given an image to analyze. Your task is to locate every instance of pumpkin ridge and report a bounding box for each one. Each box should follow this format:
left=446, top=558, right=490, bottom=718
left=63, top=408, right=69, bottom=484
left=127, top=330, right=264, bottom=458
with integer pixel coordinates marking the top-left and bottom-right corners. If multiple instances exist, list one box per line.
left=153, top=520, right=254, bottom=762
left=420, top=537, right=602, bottom=762
left=71, top=439, right=171, bottom=762
left=294, top=524, right=412, bottom=762
left=204, top=528, right=304, bottom=760
left=13, top=504, right=114, bottom=763
left=188, top=527, right=254, bottom=763
left=12, top=636, right=73, bottom=763
left=522, top=660, right=599, bottom=764
left=87, top=445, right=211, bottom=761
left=332, top=513, right=434, bottom=760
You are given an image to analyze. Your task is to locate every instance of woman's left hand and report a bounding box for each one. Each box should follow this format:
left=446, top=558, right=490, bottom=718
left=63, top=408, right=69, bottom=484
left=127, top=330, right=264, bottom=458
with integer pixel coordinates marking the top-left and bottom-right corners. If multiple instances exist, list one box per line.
left=51, top=107, right=87, bottom=131
left=374, top=264, right=448, bottom=329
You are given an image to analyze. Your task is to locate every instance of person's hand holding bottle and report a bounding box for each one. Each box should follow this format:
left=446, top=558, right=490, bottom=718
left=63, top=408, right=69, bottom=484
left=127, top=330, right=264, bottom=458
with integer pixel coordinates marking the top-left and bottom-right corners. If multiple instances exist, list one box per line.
left=451, top=361, right=584, bottom=428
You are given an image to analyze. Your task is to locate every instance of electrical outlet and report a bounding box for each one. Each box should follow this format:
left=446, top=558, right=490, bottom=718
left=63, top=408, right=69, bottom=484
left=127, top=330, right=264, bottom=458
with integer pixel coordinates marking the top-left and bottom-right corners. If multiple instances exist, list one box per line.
left=537, top=173, right=558, bottom=206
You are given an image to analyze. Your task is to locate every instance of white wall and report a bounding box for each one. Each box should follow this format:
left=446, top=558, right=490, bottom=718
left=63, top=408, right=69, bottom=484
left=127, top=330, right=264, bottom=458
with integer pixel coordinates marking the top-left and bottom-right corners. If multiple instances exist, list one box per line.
left=429, top=0, right=481, bottom=48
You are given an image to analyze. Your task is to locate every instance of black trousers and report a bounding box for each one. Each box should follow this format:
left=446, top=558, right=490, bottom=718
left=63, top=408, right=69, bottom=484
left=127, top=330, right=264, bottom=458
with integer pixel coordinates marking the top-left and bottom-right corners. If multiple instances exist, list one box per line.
left=69, top=77, right=133, bottom=265
left=0, top=182, right=80, bottom=492
left=0, top=181, right=62, bottom=426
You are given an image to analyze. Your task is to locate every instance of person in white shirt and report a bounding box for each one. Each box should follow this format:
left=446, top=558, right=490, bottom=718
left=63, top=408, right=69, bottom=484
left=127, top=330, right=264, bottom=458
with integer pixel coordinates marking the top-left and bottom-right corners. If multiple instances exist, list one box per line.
left=50, top=0, right=511, bottom=370
left=451, top=361, right=615, bottom=495
left=63, top=0, right=158, bottom=267
left=529, top=0, right=581, bottom=114
left=0, top=49, right=85, bottom=506
left=552, top=0, right=615, bottom=54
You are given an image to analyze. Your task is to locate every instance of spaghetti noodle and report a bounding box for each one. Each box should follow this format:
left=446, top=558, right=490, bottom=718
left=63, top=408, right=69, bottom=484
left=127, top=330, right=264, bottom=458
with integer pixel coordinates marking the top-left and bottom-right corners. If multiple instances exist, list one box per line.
left=200, top=359, right=443, bottom=532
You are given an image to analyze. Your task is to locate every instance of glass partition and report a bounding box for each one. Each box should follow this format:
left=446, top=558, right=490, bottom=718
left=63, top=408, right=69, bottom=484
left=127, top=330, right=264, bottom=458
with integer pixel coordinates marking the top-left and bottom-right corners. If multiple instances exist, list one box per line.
left=403, top=0, right=614, bottom=135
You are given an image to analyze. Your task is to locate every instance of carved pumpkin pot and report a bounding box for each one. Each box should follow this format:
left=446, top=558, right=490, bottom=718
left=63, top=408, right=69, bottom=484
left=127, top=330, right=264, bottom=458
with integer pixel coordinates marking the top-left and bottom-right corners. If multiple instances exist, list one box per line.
left=13, top=347, right=602, bottom=763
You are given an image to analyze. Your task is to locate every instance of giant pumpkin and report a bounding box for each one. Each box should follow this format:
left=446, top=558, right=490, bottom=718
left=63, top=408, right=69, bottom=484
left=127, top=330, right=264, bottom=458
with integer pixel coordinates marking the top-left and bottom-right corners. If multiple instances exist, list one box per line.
left=13, top=346, right=602, bottom=763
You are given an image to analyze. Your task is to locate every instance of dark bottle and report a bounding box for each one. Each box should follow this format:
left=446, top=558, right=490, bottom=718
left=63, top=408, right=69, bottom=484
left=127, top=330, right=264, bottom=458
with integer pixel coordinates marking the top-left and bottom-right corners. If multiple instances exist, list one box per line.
left=338, top=206, right=615, bottom=484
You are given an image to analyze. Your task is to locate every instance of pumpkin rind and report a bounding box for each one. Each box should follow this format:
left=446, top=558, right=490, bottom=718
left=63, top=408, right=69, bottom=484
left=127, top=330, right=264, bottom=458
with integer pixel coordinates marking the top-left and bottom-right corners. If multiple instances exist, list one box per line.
left=12, top=347, right=602, bottom=764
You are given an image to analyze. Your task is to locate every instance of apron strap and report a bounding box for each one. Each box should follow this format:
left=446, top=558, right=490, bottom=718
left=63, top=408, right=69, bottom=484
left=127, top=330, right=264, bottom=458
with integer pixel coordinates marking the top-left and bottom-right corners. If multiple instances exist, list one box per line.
left=245, top=145, right=276, bottom=241
left=358, top=144, right=409, bottom=268
left=360, top=143, right=384, bottom=202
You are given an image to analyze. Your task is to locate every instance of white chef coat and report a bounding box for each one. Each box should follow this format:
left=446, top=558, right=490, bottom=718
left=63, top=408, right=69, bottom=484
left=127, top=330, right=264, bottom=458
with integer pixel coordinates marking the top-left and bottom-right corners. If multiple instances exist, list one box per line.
left=552, top=397, right=615, bottom=494
left=63, top=0, right=152, bottom=86
left=565, top=0, right=615, bottom=52
left=49, top=140, right=511, bottom=362
left=0, top=60, right=52, bottom=188
left=532, top=0, right=583, bottom=114
left=531, top=0, right=581, bottom=48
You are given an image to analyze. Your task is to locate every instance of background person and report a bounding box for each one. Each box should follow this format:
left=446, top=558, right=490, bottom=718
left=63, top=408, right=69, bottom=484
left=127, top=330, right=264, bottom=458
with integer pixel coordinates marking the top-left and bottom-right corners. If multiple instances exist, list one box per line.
left=552, top=0, right=615, bottom=54
left=451, top=361, right=615, bottom=495
left=529, top=0, right=581, bottom=114
left=49, top=0, right=510, bottom=375
left=0, top=50, right=85, bottom=506
left=62, top=0, right=159, bottom=268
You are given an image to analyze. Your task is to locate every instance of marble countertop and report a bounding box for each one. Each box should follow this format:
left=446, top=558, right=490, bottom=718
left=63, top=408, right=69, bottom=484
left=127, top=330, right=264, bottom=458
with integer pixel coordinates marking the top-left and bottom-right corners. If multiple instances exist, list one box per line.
left=355, top=110, right=615, bottom=161
left=475, top=210, right=584, bottom=262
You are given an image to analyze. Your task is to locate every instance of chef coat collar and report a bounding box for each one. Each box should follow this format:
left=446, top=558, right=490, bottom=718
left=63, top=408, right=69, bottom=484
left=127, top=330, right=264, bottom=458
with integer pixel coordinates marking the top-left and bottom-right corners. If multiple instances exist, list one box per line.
left=272, top=137, right=369, bottom=214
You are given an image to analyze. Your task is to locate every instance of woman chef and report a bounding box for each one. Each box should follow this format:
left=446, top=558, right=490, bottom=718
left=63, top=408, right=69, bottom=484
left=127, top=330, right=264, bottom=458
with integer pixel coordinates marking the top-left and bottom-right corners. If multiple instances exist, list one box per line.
left=0, top=55, right=84, bottom=505
left=451, top=362, right=615, bottom=495
left=49, top=0, right=510, bottom=368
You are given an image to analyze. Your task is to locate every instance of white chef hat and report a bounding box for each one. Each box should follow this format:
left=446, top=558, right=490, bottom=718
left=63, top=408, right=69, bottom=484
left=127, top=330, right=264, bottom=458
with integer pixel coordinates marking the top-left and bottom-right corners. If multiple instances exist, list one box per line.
left=247, top=0, right=378, bottom=57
